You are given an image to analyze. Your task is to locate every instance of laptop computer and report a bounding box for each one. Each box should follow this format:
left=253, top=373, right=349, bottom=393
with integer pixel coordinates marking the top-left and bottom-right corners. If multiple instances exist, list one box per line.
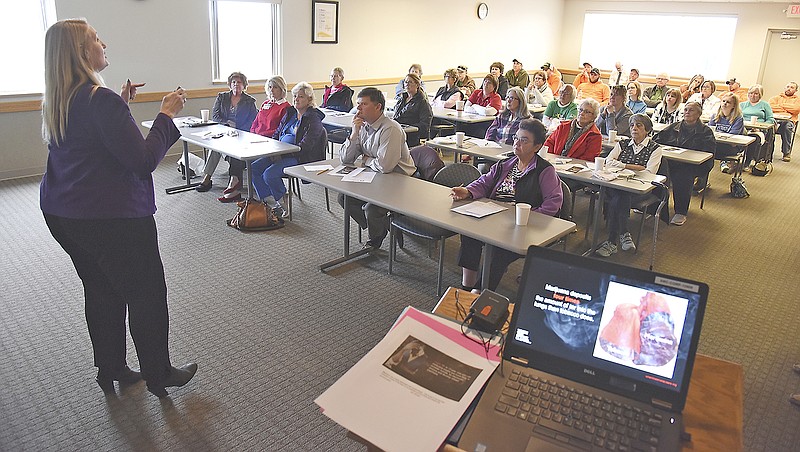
left=458, top=246, right=708, bottom=452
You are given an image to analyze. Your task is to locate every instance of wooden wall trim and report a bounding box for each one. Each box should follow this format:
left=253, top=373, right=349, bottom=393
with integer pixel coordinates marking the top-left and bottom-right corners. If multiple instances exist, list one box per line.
left=0, top=76, right=436, bottom=114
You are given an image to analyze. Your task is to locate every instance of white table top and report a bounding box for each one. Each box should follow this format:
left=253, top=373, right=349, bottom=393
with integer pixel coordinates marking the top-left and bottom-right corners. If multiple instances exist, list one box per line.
left=320, top=109, right=419, bottom=133
left=427, top=140, right=665, bottom=195
left=143, top=116, right=299, bottom=161
left=432, top=106, right=497, bottom=124
left=284, top=159, right=576, bottom=255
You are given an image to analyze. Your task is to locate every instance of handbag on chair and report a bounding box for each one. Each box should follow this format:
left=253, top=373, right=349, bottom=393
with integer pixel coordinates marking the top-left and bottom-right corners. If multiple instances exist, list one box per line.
left=227, top=198, right=284, bottom=231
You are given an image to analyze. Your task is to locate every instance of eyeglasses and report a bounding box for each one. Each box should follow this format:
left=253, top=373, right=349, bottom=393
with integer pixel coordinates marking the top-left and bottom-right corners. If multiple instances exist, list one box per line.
left=513, top=136, right=531, bottom=144
left=578, top=108, right=594, bottom=115
left=506, top=96, right=519, bottom=101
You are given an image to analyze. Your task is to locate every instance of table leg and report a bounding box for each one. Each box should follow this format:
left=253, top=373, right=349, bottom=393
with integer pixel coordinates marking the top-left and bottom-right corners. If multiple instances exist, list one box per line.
left=319, top=194, right=372, bottom=271
left=245, top=159, right=253, bottom=199
left=165, top=141, right=201, bottom=194
left=481, top=245, right=494, bottom=291
left=582, top=186, right=606, bottom=256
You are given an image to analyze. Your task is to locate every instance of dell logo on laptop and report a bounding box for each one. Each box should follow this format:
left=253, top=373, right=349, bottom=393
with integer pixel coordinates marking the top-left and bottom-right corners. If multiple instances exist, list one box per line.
left=583, top=368, right=596, bottom=376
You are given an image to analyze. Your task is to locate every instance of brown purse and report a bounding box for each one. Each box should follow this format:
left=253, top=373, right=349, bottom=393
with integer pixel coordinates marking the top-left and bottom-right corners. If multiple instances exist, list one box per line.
left=227, top=198, right=284, bottom=231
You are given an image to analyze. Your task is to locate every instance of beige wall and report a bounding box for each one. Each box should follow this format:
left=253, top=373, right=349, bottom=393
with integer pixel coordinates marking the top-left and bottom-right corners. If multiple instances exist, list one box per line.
left=1, top=0, right=564, bottom=180
left=557, top=1, right=800, bottom=83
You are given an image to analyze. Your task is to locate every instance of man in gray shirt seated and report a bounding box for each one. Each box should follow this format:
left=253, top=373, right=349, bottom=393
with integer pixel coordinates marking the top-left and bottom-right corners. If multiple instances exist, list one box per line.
left=338, top=87, right=416, bottom=250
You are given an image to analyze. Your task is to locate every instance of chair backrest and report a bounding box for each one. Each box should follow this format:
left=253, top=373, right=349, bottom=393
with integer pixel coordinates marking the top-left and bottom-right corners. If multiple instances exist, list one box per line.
left=432, top=163, right=482, bottom=188
left=558, top=179, right=573, bottom=221
left=410, top=145, right=445, bottom=181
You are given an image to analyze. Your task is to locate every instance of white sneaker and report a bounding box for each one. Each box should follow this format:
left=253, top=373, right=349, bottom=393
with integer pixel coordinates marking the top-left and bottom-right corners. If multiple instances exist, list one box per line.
left=670, top=214, right=687, bottom=226
left=595, top=241, right=618, bottom=257
left=620, top=232, right=636, bottom=252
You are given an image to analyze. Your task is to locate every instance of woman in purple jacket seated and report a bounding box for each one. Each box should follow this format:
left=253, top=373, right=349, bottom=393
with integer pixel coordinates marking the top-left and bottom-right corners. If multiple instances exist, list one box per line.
left=39, top=19, right=197, bottom=398
left=251, top=82, right=327, bottom=219
left=450, top=119, right=563, bottom=291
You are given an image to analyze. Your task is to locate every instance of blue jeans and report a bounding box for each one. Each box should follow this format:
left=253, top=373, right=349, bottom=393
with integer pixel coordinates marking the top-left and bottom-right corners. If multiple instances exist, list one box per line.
left=251, top=155, right=298, bottom=203
left=776, top=119, right=795, bottom=156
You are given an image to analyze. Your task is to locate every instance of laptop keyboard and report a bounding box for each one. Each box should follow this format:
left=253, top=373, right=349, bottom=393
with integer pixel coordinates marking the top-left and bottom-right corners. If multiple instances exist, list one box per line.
left=495, top=369, right=663, bottom=452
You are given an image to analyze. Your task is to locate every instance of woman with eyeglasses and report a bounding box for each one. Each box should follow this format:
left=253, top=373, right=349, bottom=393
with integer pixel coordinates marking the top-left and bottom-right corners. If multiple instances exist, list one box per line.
left=432, top=68, right=464, bottom=109
left=544, top=98, right=603, bottom=160
left=651, top=88, right=684, bottom=125
left=596, top=114, right=662, bottom=257
left=450, top=119, right=563, bottom=291
left=465, top=74, right=502, bottom=116
left=321, top=67, right=354, bottom=112
left=626, top=81, right=647, bottom=114
left=393, top=73, right=432, bottom=146
left=485, top=87, right=531, bottom=144
left=526, top=70, right=554, bottom=107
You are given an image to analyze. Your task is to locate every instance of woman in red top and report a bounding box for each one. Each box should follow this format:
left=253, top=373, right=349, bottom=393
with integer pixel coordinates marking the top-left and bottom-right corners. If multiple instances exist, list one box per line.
left=251, top=76, right=291, bottom=137
left=465, top=75, right=502, bottom=116
left=544, top=98, right=603, bottom=161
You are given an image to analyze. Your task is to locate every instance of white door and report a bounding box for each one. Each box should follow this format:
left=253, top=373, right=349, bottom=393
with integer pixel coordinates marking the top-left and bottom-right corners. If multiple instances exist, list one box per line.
left=759, top=30, right=800, bottom=97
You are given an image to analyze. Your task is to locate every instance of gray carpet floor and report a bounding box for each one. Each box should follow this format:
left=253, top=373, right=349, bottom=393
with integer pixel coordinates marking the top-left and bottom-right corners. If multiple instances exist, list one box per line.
left=1, top=138, right=799, bottom=451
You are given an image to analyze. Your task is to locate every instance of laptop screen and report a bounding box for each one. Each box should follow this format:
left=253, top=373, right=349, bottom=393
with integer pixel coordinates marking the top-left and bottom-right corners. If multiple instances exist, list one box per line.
left=506, top=247, right=707, bottom=410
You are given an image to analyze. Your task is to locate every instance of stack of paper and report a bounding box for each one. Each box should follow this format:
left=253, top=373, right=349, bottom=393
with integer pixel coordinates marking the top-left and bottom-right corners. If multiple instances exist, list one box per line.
left=315, top=307, right=500, bottom=452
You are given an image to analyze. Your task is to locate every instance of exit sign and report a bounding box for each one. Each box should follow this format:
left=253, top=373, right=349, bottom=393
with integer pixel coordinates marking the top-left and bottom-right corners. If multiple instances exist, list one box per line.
left=788, top=4, right=800, bottom=17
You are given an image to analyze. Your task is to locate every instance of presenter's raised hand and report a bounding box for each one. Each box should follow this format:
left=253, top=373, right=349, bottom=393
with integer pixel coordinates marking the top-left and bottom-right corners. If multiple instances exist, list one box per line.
left=120, top=79, right=146, bottom=104
left=160, top=86, right=186, bottom=118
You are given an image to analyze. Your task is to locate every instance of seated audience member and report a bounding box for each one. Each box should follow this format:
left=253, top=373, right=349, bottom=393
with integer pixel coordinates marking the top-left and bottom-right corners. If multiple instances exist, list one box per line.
left=393, top=73, right=432, bottom=147
left=432, top=68, right=464, bottom=109
left=505, top=59, right=529, bottom=89
left=626, top=81, right=647, bottom=114
left=251, top=82, right=326, bottom=219
left=577, top=68, right=611, bottom=105
left=394, top=63, right=424, bottom=96
left=643, top=73, right=670, bottom=108
left=543, top=85, right=578, bottom=131
left=709, top=92, right=745, bottom=173
left=653, top=102, right=715, bottom=226
left=628, top=68, right=640, bottom=83
left=544, top=98, right=603, bottom=160
left=490, top=62, right=509, bottom=98
left=465, top=74, right=502, bottom=116
left=485, top=87, right=531, bottom=145
left=197, top=71, right=257, bottom=202
left=741, top=84, right=775, bottom=166
left=541, top=62, right=563, bottom=95
left=339, top=88, right=416, bottom=250
left=680, top=74, right=704, bottom=103
left=250, top=76, right=291, bottom=138
left=596, top=85, right=634, bottom=137
left=573, top=62, right=593, bottom=88
left=450, top=119, right=563, bottom=291
left=688, top=80, right=720, bottom=118
left=455, top=65, right=476, bottom=97
left=608, top=61, right=628, bottom=86
left=726, top=78, right=748, bottom=102
left=651, top=88, right=684, bottom=125
left=321, top=67, right=354, bottom=112
left=596, top=114, right=662, bottom=257
left=769, top=81, right=799, bottom=162
left=527, top=70, right=554, bottom=107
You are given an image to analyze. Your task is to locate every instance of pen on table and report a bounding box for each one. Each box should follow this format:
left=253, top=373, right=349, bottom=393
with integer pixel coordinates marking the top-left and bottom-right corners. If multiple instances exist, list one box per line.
left=250, top=140, right=269, bottom=143
left=317, top=168, right=331, bottom=175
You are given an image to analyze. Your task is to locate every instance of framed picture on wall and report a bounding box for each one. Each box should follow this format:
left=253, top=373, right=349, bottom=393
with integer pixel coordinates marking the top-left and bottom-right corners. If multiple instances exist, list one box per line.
left=312, top=0, right=339, bottom=44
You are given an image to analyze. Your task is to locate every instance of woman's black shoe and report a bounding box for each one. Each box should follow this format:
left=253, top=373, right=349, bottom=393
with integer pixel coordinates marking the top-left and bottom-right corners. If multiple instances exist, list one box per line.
left=195, top=180, right=212, bottom=192
left=147, top=363, right=198, bottom=398
left=96, top=365, right=142, bottom=393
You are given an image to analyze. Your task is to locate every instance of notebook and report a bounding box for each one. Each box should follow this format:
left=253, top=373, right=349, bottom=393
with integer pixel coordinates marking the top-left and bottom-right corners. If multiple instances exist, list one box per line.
left=458, top=246, right=708, bottom=452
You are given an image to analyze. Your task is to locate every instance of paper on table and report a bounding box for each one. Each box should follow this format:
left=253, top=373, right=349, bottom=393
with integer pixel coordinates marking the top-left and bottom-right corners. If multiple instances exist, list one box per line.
left=451, top=200, right=508, bottom=218
left=592, top=170, right=618, bottom=181
left=468, top=138, right=502, bottom=148
left=305, top=164, right=334, bottom=171
left=341, top=167, right=376, bottom=183
left=330, top=165, right=358, bottom=176
left=315, top=307, right=499, bottom=452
